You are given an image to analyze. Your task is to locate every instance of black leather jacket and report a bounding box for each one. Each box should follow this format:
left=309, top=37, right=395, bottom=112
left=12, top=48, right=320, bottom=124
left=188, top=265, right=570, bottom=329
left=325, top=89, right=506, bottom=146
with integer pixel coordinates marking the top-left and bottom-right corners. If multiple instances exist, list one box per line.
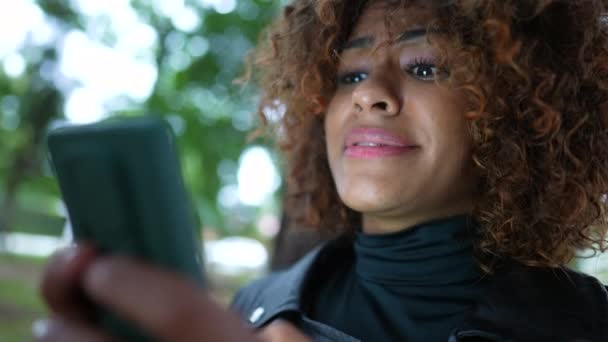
left=231, top=236, right=608, bottom=341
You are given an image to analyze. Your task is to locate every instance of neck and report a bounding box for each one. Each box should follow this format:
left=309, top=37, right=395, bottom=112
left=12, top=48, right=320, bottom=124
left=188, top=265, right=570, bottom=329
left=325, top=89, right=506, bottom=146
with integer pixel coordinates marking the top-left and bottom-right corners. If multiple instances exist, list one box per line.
left=354, top=214, right=481, bottom=285
left=362, top=204, right=474, bottom=234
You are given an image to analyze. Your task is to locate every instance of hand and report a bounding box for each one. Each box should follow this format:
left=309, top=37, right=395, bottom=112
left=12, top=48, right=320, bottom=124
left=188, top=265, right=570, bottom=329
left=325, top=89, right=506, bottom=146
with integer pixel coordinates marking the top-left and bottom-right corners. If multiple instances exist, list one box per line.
left=257, top=319, right=311, bottom=342
left=37, top=244, right=297, bottom=341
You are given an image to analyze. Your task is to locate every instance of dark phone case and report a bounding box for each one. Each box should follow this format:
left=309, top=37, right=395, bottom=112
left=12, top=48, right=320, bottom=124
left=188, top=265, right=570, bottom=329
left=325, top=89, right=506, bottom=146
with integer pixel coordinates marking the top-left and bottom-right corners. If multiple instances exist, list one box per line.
left=47, top=117, right=204, bottom=341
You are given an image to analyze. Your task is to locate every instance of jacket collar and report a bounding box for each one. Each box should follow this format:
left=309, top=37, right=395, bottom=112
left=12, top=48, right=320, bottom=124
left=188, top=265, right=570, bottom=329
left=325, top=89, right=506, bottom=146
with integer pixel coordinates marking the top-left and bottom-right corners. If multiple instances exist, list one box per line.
left=246, top=240, right=331, bottom=328
left=249, top=234, right=608, bottom=341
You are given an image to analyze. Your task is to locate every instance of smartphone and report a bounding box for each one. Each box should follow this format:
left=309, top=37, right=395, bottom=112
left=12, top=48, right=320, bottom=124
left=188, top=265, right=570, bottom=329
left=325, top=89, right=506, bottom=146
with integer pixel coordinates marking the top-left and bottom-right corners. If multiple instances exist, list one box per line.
left=47, top=116, right=205, bottom=341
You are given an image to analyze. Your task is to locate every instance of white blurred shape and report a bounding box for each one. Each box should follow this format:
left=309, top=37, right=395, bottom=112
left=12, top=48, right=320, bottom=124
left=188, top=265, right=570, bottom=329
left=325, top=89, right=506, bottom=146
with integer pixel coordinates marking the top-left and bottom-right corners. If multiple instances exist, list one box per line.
left=72, top=0, right=140, bottom=43
left=0, top=232, right=270, bottom=278
left=60, top=30, right=157, bottom=101
left=31, top=17, right=60, bottom=46
left=205, top=236, right=268, bottom=275
left=172, top=6, right=201, bottom=32
left=215, top=0, right=236, bottom=14
left=0, top=232, right=68, bottom=257
left=0, top=0, right=45, bottom=57
left=72, top=0, right=124, bottom=16
left=188, top=36, right=209, bottom=57
left=237, top=146, right=280, bottom=206
left=3, top=53, right=26, bottom=78
left=168, top=50, right=192, bottom=71
left=75, top=0, right=135, bottom=31
left=262, top=99, right=286, bottom=123
left=155, top=0, right=185, bottom=17
left=257, top=214, right=280, bottom=238
left=64, top=87, right=106, bottom=124
left=218, top=184, right=240, bottom=208
left=165, top=31, right=187, bottom=50
left=118, top=23, right=158, bottom=53
left=199, top=0, right=237, bottom=14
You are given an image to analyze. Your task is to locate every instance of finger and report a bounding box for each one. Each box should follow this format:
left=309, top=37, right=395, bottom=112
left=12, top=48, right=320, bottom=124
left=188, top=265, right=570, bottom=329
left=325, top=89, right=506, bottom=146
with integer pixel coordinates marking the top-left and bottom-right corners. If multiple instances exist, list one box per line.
left=257, top=319, right=311, bottom=342
left=83, top=256, right=257, bottom=341
left=39, top=243, right=99, bottom=321
left=32, top=317, right=116, bottom=342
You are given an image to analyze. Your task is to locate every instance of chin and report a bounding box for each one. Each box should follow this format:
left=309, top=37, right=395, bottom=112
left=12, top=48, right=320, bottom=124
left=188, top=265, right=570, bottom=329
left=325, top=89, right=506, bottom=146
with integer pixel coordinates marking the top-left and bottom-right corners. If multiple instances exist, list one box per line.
left=339, top=190, right=406, bottom=214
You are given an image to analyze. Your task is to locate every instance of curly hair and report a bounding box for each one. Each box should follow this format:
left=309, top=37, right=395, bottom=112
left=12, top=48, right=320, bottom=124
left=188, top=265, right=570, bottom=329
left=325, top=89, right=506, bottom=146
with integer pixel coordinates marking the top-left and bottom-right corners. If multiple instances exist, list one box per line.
left=247, top=0, right=608, bottom=270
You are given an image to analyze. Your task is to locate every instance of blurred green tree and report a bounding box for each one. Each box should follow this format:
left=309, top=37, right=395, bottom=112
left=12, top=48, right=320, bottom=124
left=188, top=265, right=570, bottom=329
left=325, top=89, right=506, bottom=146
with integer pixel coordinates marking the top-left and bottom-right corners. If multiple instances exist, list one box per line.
left=0, top=0, right=280, bottom=242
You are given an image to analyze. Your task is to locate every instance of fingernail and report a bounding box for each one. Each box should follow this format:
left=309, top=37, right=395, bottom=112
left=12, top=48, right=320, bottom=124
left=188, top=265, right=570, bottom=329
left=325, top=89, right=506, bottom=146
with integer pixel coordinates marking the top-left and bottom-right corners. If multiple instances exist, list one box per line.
left=32, top=319, right=50, bottom=339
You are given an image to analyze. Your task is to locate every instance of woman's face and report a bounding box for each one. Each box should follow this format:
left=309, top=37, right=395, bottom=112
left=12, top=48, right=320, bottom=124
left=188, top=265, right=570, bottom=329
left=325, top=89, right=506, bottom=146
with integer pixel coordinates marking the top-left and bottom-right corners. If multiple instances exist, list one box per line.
left=325, top=2, right=478, bottom=233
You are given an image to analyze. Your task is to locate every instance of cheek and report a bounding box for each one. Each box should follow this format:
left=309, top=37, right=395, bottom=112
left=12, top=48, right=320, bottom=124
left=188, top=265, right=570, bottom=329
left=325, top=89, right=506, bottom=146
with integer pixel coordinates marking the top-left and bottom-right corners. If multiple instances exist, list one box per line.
left=430, top=105, right=473, bottom=176
left=323, top=97, right=353, bottom=198
left=437, top=107, right=470, bottom=153
left=324, top=98, right=347, bottom=158
left=428, top=113, right=469, bottom=151
left=414, top=86, right=467, bottom=135
left=409, top=87, right=471, bottom=164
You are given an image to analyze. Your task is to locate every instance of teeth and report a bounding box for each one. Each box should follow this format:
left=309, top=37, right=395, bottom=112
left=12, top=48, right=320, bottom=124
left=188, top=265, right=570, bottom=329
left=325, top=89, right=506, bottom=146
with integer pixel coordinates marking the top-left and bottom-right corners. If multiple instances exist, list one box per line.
left=354, top=142, right=386, bottom=147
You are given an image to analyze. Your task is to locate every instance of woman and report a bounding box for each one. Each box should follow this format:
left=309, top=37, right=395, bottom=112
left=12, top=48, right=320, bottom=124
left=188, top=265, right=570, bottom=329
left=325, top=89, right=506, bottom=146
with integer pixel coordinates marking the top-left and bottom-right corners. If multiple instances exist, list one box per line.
left=36, top=0, right=608, bottom=341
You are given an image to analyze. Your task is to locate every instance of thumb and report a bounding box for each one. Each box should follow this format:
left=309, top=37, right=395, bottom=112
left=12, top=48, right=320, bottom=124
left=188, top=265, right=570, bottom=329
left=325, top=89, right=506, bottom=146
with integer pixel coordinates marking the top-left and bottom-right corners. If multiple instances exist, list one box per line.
left=257, top=319, right=311, bottom=342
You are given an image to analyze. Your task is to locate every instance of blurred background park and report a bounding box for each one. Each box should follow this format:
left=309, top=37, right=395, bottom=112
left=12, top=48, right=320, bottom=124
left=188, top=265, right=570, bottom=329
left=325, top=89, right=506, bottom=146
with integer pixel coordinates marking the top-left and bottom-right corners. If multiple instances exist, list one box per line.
left=0, top=0, right=606, bottom=341
left=0, top=0, right=289, bottom=340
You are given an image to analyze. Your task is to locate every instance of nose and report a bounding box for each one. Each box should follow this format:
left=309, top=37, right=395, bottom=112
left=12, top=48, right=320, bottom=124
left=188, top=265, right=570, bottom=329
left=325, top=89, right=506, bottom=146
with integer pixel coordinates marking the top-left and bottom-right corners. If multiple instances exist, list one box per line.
left=352, top=73, right=401, bottom=116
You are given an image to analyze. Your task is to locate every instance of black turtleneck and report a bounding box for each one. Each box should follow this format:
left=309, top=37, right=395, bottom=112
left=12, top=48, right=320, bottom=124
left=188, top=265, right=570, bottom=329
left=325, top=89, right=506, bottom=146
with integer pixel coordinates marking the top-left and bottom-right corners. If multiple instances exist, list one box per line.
left=310, top=216, right=486, bottom=341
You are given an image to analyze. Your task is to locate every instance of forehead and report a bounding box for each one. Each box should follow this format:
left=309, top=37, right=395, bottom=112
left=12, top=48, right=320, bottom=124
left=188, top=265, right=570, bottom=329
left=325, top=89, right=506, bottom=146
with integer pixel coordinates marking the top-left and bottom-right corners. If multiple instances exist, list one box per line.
left=349, top=2, right=435, bottom=39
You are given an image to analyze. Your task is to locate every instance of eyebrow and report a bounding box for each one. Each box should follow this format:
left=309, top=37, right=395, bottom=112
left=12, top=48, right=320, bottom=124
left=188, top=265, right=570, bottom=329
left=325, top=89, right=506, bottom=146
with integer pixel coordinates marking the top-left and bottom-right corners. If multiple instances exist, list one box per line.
left=339, top=28, right=444, bottom=52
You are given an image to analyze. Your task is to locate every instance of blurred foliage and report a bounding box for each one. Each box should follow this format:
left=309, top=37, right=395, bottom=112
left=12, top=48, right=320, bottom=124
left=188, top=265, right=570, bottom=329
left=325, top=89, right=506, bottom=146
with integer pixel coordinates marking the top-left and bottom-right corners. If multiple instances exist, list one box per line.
left=0, top=253, right=46, bottom=342
left=0, top=0, right=281, bottom=240
left=0, top=2, right=281, bottom=338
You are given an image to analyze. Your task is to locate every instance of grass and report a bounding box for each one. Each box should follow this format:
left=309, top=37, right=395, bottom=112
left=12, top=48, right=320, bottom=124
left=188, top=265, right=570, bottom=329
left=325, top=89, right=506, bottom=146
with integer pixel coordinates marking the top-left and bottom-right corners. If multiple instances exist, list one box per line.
left=0, top=279, right=44, bottom=312
left=0, top=252, right=47, bottom=266
left=0, top=321, right=40, bottom=342
left=0, top=253, right=47, bottom=342
left=0, top=281, right=46, bottom=342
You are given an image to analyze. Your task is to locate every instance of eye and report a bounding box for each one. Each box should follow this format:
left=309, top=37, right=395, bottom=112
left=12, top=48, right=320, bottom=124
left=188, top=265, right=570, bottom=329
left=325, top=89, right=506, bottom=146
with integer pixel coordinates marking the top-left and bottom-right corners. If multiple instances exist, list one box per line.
left=409, top=64, right=437, bottom=80
left=405, top=59, right=448, bottom=81
left=337, top=72, right=369, bottom=85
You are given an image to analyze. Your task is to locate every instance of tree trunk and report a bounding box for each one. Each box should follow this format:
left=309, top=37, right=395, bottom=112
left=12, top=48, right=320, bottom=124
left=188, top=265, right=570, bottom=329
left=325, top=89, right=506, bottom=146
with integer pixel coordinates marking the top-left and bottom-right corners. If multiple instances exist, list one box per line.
left=270, top=212, right=326, bottom=271
left=0, top=85, right=61, bottom=234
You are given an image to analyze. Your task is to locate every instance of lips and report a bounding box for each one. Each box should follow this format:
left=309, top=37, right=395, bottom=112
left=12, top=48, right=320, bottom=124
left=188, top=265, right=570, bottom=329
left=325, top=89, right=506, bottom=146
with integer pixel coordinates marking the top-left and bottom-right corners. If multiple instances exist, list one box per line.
left=344, top=127, right=418, bottom=158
